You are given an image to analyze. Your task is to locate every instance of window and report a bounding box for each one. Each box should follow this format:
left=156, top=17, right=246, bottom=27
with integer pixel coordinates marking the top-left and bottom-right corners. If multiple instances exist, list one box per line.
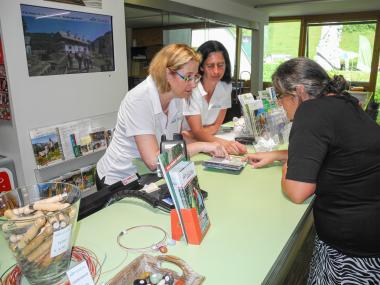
left=240, top=28, right=252, bottom=80
left=192, top=27, right=237, bottom=75
left=263, top=21, right=301, bottom=82
left=306, top=22, right=376, bottom=83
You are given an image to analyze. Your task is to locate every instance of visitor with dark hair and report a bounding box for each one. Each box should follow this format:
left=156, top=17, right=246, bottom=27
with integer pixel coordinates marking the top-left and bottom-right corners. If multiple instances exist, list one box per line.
left=182, top=40, right=246, bottom=155
left=246, top=57, right=380, bottom=284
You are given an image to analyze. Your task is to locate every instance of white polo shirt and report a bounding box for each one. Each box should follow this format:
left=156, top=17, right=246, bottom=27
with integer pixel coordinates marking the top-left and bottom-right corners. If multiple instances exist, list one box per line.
left=182, top=81, right=232, bottom=130
left=97, top=76, right=184, bottom=185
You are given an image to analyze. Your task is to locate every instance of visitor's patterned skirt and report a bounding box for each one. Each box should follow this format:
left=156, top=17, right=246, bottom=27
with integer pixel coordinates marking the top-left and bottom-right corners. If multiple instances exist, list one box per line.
left=308, top=236, right=380, bottom=284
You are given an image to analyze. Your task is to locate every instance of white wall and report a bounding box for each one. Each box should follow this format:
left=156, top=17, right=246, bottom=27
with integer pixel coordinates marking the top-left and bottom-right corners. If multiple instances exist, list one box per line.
left=0, top=0, right=128, bottom=186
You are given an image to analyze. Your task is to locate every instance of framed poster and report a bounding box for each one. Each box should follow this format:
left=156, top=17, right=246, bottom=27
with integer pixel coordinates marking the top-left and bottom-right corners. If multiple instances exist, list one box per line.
left=21, top=4, right=114, bottom=76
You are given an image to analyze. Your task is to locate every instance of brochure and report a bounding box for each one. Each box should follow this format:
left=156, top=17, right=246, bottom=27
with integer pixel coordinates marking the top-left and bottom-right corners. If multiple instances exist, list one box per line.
left=61, top=169, right=83, bottom=190
left=171, top=162, right=209, bottom=233
left=81, top=165, right=96, bottom=189
left=237, top=93, right=263, bottom=138
left=158, top=143, right=210, bottom=243
left=30, top=127, right=64, bottom=168
left=158, top=144, right=188, bottom=242
left=58, top=119, right=92, bottom=160
left=45, top=164, right=97, bottom=193
left=88, top=129, right=107, bottom=152
left=105, top=128, right=114, bottom=146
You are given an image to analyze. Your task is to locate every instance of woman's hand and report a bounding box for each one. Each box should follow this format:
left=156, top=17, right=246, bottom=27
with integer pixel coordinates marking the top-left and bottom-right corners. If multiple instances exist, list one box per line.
left=202, top=142, right=229, bottom=158
left=246, top=150, right=288, bottom=168
left=221, top=140, right=247, bottom=155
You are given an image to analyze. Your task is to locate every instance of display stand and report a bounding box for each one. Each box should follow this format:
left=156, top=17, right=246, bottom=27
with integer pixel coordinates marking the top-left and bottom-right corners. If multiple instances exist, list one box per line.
left=170, top=208, right=209, bottom=245
left=158, top=144, right=210, bottom=245
left=28, top=112, right=117, bottom=197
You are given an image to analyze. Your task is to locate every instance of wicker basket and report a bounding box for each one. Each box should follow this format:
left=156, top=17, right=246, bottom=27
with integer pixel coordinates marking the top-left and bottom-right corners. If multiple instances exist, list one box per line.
left=108, top=254, right=205, bottom=285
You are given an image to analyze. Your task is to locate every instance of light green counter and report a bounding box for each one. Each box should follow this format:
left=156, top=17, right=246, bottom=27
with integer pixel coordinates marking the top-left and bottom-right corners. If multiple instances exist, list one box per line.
left=0, top=154, right=312, bottom=284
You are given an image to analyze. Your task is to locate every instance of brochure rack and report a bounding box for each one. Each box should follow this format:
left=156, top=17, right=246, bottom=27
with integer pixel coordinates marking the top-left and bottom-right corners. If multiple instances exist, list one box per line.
left=30, top=112, right=117, bottom=190
left=158, top=144, right=210, bottom=245
left=170, top=208, right=208, bottom=245
left=238, top=93, right=290, bottom=149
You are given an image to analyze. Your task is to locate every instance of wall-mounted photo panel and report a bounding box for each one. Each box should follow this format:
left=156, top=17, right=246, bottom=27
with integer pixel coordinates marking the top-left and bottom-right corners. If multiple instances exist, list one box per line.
left=44, top=0, right=102, bottom=9
left=20, top=4, right=114, bottom=76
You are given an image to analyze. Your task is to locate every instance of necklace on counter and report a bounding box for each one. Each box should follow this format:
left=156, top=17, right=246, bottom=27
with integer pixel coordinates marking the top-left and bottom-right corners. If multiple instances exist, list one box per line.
left=117, top=225, right=168, bottom=253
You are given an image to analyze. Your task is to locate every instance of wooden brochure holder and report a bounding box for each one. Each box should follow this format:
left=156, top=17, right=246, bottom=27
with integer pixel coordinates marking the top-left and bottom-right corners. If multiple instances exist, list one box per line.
left=170, top=208, right=210, bottom=245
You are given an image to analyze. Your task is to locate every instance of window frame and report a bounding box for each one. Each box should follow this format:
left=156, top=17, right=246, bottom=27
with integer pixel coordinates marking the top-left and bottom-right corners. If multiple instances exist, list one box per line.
left=266, top=11, right=380, bottom=93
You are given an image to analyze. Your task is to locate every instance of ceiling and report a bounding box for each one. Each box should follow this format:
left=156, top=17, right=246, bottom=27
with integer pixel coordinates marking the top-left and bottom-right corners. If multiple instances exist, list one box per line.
left=125, top=6, right=204, bottom=28
left=229, top=0, right=380, bottom=17
left=125, top=0, right=380, bottom=29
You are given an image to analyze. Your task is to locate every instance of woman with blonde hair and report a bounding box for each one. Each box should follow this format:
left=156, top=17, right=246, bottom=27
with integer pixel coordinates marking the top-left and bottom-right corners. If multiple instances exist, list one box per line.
left=96, top=44, right=228, bottom=189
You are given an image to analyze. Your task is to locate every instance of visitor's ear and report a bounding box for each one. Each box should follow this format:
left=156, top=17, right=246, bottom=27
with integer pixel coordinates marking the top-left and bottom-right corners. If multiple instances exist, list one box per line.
left=295, top=85, right=309, bottom=102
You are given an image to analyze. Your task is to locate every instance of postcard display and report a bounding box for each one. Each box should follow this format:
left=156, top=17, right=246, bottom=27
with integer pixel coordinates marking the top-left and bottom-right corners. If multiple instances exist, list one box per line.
left=238, top=90, right=290, bottom=151
left=0, top=27, right=11, bottom=120
left=30, top=115, right=114, bottom=194
left=158, top=144, right=210, bottom=245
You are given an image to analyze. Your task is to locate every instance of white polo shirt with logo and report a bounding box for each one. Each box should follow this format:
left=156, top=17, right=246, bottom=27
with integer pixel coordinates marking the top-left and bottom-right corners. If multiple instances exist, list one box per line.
left=97, top=76, right=183, bottom=185
left=182, top=81, right=232, bottom=130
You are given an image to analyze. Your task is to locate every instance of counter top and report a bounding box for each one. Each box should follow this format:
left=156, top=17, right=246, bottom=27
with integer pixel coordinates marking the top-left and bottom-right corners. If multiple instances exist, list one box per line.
left=0, top=154, right=312, bottom=284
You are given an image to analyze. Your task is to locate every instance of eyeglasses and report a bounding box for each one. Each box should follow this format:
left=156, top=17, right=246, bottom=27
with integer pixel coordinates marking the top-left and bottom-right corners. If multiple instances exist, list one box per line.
left=276, top=92, right=286, bottom=100
left=276, top=91, right=295, bottom=100
left=172, top=70, right=201, bottom=83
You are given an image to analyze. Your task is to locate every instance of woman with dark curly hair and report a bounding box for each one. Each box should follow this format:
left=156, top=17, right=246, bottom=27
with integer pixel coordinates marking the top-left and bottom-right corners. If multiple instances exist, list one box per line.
left=247, top=57, right=380, bottom=284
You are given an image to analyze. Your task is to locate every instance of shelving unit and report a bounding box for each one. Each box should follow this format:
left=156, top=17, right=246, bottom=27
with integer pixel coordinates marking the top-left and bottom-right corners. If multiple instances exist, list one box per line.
left=128, top=27, right=163, bottom=89
left=28, top=112, right=117, bottom=196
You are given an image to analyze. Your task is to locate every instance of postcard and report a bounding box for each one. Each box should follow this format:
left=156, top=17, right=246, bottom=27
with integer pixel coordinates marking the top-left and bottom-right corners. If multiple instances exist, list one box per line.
left=30, top=127, right=64, bottom=167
